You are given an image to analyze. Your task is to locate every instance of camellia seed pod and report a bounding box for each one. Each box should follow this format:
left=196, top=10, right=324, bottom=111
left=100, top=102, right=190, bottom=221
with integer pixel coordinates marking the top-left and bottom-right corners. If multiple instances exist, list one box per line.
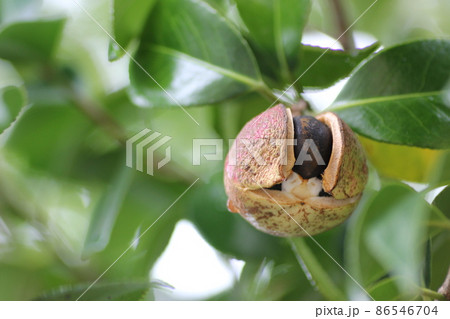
left=224, top=104, right=368, bottom=237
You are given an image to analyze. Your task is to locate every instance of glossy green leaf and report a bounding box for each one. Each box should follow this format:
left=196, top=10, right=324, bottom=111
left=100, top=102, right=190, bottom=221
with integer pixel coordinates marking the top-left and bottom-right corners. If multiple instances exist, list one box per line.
left=4, top=103, right=92, bottom=176
left=103, top=89, right=224, bottom=181
left=202, top=0, right=245, bottom=30
left=0, top=18, right=65, bottom=61
left=137, top=105, right=222, bottom=181
left=82, top=164, right=135, bottom=256
left=109, top=0, right=157, bottom=61
left=295, top=226, right=354, bottom=297
left=367, top=277, right=402, bottom=301
left=289, top=219, right=357, bottom=300
left=363, top=184, right=431, bottom=292
left=129, top=0, right=264, bottom=107
left=429, top=232, right=450, bottom=291
left=187, top=174, right=289, bottom=261
left=0, top=0, right=42, bottom=26
left=0, top=263, right=69, bottom=300
left=236, top=257, right=314, bottom=300
left=234, top=0, right=311, bottom=83
left=432, top=186, right=450, bottom=219
left=37, top=281, right=151, bottom=301
left=290, top=237, right=346, bottom=301
left=297, top=43, right=378, bottom=88
left=0, top=85, right=26, bottom=134
left=344, top=189, right=386, bottom=290
left=332, top=40, right=450, bottom=149
left=89, top=174, right=186, bottom=280
left=426, top=204, right=449, bottom=238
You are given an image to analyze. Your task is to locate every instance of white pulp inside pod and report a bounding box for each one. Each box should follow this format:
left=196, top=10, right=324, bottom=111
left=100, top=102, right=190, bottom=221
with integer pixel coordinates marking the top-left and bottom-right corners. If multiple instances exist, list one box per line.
left=281, top=172, right=323, bottom=199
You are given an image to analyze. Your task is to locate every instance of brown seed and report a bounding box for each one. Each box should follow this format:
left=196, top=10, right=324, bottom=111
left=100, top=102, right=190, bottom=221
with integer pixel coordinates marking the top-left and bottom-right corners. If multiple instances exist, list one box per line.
left=292, top=115, right=332, bottom=179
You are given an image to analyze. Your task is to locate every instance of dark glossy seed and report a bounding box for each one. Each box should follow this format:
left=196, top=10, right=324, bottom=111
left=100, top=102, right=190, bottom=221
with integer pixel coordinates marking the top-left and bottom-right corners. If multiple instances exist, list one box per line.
left=292, top=115, right=332, bottom=179
left=268, top=183, right=282, bottom=191
left=319, top=189, right=332, bottom=197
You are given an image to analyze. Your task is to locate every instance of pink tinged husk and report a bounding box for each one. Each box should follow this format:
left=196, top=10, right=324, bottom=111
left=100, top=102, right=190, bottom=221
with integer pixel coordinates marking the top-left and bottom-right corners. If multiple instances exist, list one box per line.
left=224, top=106, right=368, bottom=237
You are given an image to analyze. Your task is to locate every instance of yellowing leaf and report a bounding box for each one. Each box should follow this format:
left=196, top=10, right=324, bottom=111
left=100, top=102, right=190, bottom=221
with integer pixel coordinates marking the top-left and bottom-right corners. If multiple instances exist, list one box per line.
left=359, top=136, right=442, bottom=183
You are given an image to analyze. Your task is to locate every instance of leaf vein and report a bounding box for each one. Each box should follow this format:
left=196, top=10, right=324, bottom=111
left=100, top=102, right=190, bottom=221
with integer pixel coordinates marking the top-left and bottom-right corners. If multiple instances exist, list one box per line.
left=148, top=44, right=264, bottom=89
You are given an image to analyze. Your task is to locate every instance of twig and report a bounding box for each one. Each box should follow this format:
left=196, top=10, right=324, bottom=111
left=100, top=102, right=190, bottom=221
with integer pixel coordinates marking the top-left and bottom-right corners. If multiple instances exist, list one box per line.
left=438, top=265, right=450, bottom=301
left=330, top=0, right=355, bottom=51
left=43, top=63, right=128, bottom=145
left=70, top=91, right=127, bottom=146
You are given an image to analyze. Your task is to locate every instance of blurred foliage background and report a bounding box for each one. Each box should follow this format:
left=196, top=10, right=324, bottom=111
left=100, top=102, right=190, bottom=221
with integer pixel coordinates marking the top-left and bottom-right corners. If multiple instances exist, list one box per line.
left=0, top=0, right=449, bottom=301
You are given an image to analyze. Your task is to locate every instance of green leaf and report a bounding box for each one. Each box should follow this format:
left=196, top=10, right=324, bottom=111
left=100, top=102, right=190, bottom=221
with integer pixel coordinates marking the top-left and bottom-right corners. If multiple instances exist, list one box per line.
left=332, top=40, right=450, bottom=149
left=82, top=164, right=135, bottom=256
left=89, top=174, right=186, bottom=280
left=236, top=257, right=313, bottom=300
left=367, top=277, right=402, bottom=301
left=426, top=204, right=450, bottom=238
left=0, top=0, right=42, bottom=26
left=4, top=103, right=92, bottom=176
left=297, top=43, right=378, bottom=88
left=432, top=186, right=450, bottom=219
left=363, top=184, right=431, bottom=292
left=296, top=227, right=354, bottom=296
left=0, top=264, right=67, bottom=300
left=103, top=89, right=224, bottom=181
left=129, top=0, right=264, bottom=107
left=234, top=0, right=311, bottom=83
left=344, top=189, right=386, bottom=290
left=202, top=0, right=245, bottom=30
left=109, top=0, right=157, bottom=61
left=0, top=85, right=26, bottom=134
left=0, top=18, right=65, bottom=62
left=187, top=173, right=289, bottom=261
left=36, top=281, right=151, bottom=301
left=290, top=237, right=346, bottom=301
left=429, top=232, right=450, bottom=291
